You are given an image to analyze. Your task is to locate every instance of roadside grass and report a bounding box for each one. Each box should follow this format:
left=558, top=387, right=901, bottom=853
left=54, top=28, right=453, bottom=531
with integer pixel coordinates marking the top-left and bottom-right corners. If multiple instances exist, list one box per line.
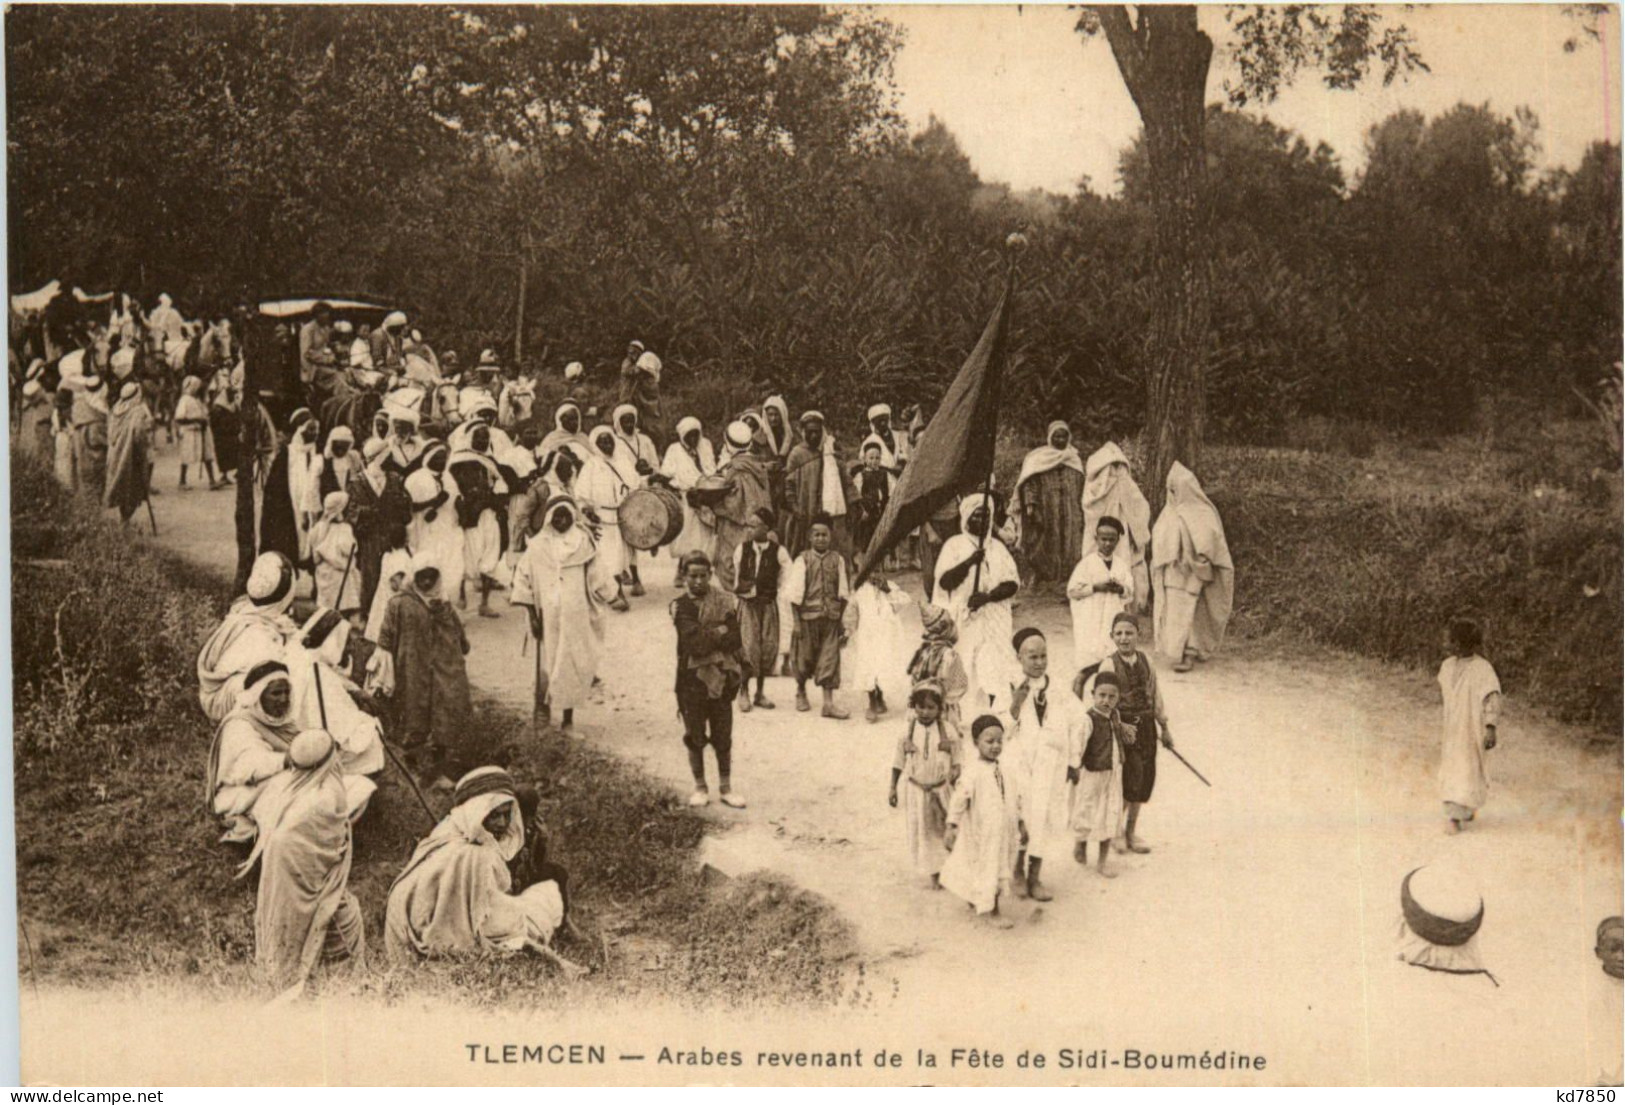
left=11, top=448, right=859, bottom=1006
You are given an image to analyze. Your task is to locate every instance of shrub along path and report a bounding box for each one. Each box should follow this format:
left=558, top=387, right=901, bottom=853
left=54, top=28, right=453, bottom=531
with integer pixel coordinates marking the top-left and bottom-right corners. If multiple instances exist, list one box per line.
left=61, top=437, right=1625, bottom=1083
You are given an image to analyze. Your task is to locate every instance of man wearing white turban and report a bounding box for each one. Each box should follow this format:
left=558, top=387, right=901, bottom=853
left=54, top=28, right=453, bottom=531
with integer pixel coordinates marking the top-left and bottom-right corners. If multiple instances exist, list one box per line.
left=371, top=311, right=408, bottom=375
left=197, top=552, right=300, bottom=722
left=709, top=420, right=775, bottom=592
left=783, top=411, right=854, bottom=559
left=1011, top=421, right=1085, bottom=583
left=661, top=415, right=719, bottom=582
left=511, top=496, right=617, bottom=728
left=149, top=293, right=184, bottom=346
left=1396, top=865, right=1497, bottom=986
left=934, top=494, right=1022, bottom=709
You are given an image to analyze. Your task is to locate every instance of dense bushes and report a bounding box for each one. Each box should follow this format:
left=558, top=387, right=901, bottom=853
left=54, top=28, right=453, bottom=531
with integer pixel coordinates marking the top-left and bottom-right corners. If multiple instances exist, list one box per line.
left=1214, top=423, right=1623, bottom=732
left=10, top=7, right=1619, bottom=449
left=11, top=450, right=856, bottom=1000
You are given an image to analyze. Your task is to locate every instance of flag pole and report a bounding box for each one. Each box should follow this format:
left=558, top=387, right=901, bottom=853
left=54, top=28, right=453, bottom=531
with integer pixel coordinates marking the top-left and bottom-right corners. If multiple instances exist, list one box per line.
left=968, top=235, right=1023, bottom=600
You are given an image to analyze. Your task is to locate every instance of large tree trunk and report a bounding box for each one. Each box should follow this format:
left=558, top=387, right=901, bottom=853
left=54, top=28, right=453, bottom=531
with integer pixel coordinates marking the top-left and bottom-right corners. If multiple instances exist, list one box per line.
left=1095, top=5, right=1213, bottom=513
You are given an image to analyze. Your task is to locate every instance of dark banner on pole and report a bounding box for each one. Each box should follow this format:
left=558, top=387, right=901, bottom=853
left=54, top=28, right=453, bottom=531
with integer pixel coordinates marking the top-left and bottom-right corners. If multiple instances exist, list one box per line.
left=853, top=279, right=1012, bottom=587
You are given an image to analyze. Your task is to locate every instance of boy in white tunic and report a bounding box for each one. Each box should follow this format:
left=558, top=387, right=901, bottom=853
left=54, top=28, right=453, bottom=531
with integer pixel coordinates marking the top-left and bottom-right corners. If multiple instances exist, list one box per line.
left=846, top=562, right=912, bottom=723
left=1437, top=617, right=1502, bottom=834
left=887, top=681, right=961, bottom=887
left=1066, top=516, right=1134, bottom=676
left=941, top=715, right=1025, bottom=922
left=998, top=627, right=1084, bottom=903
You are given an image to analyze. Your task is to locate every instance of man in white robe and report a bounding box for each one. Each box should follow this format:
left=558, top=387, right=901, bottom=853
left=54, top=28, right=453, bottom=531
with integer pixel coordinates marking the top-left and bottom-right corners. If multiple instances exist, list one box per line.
left=611, top=403, right=660, bottom=595
left=933, top=493, right=1021, bottom=710
left=1150, top=462, right=1233, bottom=672
left=285, top=608, right=386, bottom=787
left=286, top=409, right=324, bottom=564
left=661, top=415, right=718, bottom=582
left=577, top=425, right=633, bottom=611
left=197, top=552, right=299, bottom=722
left=385, top=767, right=583, bottom=975
left=511, top=497, right=617, bottom=729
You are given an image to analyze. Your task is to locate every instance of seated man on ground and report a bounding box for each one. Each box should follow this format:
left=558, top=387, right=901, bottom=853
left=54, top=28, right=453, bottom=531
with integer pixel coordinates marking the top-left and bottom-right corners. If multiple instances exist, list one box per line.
left=384, top=767, right=587, bottom=975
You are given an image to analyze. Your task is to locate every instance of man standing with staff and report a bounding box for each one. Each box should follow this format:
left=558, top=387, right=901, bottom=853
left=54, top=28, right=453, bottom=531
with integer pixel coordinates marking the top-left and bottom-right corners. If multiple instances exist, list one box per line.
left=511, top=496, right=614, bottom=732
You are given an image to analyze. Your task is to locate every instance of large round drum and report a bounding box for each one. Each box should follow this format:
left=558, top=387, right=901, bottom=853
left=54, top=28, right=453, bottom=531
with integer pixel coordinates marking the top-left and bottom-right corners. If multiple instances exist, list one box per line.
left=619, top=486, right=685, bottom=550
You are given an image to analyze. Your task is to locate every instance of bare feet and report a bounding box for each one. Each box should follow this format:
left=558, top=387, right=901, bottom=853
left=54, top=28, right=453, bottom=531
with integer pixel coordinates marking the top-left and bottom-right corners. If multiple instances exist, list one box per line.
left=822, top=704, right=851, bottom=720
left=1097, top=864, right=1119, bottom=879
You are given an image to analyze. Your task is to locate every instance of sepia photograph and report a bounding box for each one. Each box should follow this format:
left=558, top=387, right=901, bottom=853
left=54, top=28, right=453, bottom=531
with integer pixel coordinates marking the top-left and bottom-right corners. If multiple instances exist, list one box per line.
left=5, top=1, right=1622, bottom=1088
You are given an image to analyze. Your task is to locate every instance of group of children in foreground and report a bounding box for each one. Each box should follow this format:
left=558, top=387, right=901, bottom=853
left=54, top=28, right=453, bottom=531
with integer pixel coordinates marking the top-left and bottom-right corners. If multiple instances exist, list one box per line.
left=878, top=580, right=1506, bottom=925
left=888, top=609, right=1173, bottom=922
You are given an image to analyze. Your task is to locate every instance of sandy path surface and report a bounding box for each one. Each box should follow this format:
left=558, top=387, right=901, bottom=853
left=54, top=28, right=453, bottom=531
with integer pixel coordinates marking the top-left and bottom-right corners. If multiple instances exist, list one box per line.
left=117, top=440, right=1622, bottom=1084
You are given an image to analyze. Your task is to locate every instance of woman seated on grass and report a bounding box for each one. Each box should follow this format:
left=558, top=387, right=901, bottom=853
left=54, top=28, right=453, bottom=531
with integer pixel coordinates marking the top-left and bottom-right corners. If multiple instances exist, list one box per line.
left=385, top=767, right=587, bottom=976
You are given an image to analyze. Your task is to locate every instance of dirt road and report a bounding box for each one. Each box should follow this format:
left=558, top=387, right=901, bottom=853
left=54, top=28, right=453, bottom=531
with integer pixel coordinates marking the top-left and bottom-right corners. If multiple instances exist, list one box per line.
left=73, top=440, right=1623, bottom=1084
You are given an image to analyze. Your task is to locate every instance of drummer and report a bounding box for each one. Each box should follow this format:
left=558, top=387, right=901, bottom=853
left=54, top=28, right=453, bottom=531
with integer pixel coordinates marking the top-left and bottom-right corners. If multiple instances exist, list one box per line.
left=660, top=415, right=719, bottom=585
left=611, top=403, right=661, bottom=599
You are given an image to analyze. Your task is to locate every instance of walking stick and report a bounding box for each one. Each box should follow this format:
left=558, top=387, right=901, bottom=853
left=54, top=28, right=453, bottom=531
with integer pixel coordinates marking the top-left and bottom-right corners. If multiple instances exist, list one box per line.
left=1165, top=743, right=1212, bottom=788
left=334, top=543, right=356, bottom=611
left=316, top=660, right=437, bottom=825
left=531, top=610, right=549, bottom=737
left=380, top=736, right=440, bottom=826
left=143, top=465, right=159, bottom=536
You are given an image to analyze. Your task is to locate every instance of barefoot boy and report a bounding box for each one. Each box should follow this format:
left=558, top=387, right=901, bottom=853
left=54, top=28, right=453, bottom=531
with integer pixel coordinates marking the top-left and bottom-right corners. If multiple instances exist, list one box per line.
left=941, top=715, right=1025, bottom=922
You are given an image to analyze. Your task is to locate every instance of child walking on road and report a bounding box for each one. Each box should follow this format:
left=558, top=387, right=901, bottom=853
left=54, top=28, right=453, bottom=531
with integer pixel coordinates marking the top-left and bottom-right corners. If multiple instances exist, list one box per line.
left=888, top=681, right=961, bottom=888
left=941, top=715, right=1025, bottom=924
left=1438, top=617, right=1501, bottom=834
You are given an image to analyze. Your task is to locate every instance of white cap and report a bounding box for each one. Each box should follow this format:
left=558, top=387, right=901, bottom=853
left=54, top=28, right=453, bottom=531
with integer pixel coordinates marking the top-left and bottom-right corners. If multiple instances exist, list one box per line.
left=246, top=552, right=294, bottom=606
left=383, top=311, right=407, bottom=329
left=564, top=361, right=584, bottom=380
left=289, top=729, right=335, bottom=769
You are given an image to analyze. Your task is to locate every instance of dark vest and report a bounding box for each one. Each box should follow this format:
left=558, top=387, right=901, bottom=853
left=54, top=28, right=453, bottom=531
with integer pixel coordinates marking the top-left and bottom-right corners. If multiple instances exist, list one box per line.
left=736, top=540, right=781, bottom=598
left=1082, top=707, right=1123, bottom=772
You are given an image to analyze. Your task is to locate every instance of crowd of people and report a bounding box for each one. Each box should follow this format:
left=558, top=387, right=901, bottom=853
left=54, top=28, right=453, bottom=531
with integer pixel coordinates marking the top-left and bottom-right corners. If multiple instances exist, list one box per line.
left=17, top=287, right=1589, bottom=1009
